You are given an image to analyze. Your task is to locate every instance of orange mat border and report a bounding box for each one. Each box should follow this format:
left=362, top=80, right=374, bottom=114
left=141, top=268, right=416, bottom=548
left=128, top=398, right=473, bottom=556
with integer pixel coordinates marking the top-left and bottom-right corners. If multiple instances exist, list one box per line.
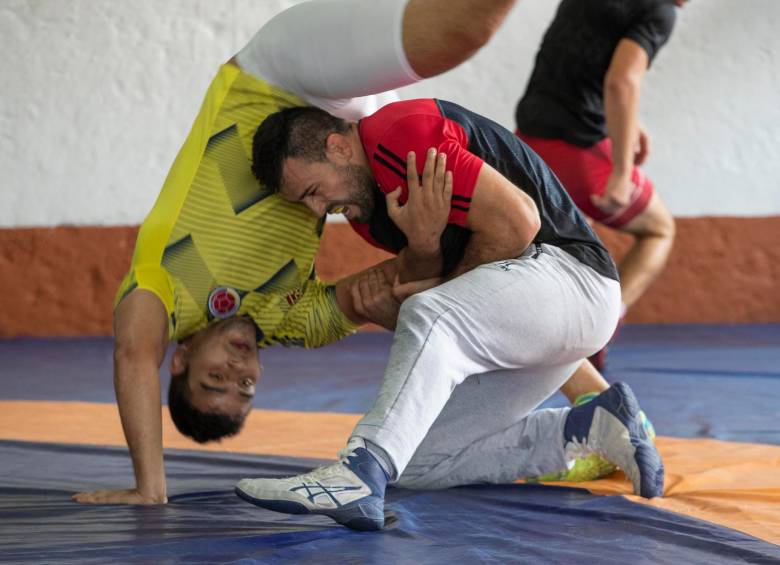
left=0, top=401, right=359, bottom=460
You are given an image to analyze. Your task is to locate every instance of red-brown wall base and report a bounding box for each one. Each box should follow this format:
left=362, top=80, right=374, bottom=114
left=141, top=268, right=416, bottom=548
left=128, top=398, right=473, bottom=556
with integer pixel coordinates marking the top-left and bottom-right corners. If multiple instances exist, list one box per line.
left=1, top=217, right=778, bottom=338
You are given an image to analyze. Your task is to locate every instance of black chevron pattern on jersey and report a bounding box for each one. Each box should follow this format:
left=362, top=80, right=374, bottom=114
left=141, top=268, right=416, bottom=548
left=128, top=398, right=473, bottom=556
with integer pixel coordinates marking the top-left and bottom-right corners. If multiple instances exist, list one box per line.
left=162, top=235, right=216, bottom=309
left=206, top=124, right=273, bottom=214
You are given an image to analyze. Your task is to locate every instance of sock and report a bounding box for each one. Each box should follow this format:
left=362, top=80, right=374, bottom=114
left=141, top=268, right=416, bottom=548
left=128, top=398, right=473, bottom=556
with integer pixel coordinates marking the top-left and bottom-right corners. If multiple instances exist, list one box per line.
left=573, top=391, right=600, bottom=407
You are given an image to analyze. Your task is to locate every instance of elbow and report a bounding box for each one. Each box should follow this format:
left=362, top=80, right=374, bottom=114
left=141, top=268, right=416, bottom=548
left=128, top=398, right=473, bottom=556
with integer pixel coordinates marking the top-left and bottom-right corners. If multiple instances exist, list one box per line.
left=503, top=213, right=540, bottom=256
left=113, top=341, right=136, bottom=366
left=502, top=200, right=540, bottom=254
left=113, top=338, right=161, bottom=377
left=113, top=344, right=140, bottom=383
left=528, top=212, right=542, bottom=245
left=604, top=74, right=640, bottom=99
left=520, top=200, right=541, bottom=248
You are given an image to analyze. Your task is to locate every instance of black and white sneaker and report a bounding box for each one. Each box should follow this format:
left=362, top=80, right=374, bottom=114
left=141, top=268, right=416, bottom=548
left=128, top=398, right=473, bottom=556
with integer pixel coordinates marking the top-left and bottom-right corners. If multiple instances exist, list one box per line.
left=235, top=437, right=388, bottom=531
left=563, top=382, right=664, bottom=498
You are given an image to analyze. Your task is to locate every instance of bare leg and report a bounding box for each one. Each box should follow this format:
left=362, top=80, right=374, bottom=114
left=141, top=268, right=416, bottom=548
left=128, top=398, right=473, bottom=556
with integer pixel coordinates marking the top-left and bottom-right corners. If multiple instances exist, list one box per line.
left=617, top=192, right=676, bottom=308
left=403, top=0, right=517, bottom=77
left=559, top=360, right=609, bottom=404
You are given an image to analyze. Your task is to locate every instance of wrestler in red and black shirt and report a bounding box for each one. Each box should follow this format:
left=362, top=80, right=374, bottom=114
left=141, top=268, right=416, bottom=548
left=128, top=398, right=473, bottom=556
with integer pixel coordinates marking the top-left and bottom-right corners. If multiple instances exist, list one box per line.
left=353, top=98, right=618, bottom=280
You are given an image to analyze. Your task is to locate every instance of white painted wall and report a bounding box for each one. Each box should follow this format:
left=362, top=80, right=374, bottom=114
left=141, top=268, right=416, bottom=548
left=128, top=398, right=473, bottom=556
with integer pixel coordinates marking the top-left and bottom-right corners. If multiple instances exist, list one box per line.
left=1, top=0, right=778, bottom=227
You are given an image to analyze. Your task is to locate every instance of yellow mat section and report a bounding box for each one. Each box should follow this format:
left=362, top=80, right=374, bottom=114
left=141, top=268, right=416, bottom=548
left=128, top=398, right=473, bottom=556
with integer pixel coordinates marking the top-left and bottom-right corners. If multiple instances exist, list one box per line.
left=1, top=401, right=778, bottom=545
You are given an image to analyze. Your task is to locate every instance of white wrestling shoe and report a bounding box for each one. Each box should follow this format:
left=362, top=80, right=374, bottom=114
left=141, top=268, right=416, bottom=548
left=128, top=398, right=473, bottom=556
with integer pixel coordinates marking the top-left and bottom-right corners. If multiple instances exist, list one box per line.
left=235, top=437, right=388, bottom=531
left=563, top=382, right=664, bottom=498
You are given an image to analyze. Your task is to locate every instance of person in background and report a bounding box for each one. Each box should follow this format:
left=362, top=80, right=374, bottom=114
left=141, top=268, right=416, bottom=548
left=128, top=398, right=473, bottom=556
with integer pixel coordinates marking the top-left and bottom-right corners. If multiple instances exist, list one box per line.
left=515, top=0, right=687, bottom=371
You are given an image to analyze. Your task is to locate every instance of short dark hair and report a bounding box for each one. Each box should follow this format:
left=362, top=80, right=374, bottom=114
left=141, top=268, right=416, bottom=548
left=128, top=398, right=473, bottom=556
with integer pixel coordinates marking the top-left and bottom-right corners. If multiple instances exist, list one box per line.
left=251, top=106, right=349, bottom=192
left=167, top=370, right=246, bottom=443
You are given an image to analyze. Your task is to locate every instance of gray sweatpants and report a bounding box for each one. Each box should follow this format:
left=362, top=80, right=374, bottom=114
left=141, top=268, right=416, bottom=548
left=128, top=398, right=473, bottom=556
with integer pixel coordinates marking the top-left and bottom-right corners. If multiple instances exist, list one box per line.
left=352, top=244, right=621, bottom=488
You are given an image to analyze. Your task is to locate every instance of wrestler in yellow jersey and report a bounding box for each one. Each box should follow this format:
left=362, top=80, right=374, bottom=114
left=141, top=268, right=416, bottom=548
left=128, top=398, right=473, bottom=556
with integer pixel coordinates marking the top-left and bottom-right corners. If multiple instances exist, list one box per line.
left=116, top=64, right=356, bottom=348
left=73, top=0, right=522, bottom=507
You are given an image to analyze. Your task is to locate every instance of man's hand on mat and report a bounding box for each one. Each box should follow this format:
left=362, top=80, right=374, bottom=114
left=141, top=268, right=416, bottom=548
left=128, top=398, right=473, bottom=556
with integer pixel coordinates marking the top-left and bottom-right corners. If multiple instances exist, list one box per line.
left=72, top=488, right=167, bottom=505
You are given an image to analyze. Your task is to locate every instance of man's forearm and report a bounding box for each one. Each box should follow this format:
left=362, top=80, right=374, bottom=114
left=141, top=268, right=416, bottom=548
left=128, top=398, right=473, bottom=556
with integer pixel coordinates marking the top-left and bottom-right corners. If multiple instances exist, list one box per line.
left=604, top=76, right=640, bottom=175
left=450, top=231, right=531, bottom=278
left=396, top=245, right=443, bottom=283
left=335, top=259, right=401, bottom=325
left=114, top=352, right=167, bottom=502
left=446, top=162, right=541, bottom=279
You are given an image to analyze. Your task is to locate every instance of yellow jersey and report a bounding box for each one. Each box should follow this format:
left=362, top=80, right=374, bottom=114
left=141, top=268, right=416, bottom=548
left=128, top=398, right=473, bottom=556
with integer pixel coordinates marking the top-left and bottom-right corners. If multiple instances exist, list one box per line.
left=116, top=64, right=356, bottom=348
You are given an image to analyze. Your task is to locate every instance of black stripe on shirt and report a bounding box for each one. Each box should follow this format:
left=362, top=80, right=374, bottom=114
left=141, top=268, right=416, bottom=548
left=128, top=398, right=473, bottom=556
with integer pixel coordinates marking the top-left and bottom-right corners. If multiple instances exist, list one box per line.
left=452, top=195, right=472, bottom=203
left=377, top=144, right=407, bottom=168
left=374, top=154, right=406, bottom=181
left=451, top=204, right=470, bottom=213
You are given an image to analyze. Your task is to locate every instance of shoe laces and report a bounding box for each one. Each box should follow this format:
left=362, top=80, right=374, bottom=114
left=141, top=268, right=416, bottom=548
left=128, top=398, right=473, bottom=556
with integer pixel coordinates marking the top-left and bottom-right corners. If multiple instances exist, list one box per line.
left=565, top=436, right=604, bottom=463
left=293, top=455, right=351, bottom=483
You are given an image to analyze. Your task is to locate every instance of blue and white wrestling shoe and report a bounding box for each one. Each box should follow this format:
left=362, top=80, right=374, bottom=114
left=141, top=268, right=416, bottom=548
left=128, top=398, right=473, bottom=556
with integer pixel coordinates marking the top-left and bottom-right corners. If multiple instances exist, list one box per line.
left=563, top=382, right=664, bottom=498
left=235, top=437, right=388, bottom=531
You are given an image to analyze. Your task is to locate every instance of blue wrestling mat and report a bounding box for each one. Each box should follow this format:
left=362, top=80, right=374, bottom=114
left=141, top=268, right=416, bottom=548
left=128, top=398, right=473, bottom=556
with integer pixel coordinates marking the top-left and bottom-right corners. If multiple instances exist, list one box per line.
left=1, top=325, right=779, bottom=563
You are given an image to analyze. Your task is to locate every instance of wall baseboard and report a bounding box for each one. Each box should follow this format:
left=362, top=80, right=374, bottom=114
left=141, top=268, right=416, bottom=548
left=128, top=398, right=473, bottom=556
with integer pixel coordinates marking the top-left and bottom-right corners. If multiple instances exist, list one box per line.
left=1, top=217, right=778, bottom=338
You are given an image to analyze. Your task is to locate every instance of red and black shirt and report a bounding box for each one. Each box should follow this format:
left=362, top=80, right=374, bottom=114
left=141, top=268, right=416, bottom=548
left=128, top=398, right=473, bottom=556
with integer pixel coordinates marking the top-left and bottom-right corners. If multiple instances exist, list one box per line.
left=353, top=99, right=618, bottom=280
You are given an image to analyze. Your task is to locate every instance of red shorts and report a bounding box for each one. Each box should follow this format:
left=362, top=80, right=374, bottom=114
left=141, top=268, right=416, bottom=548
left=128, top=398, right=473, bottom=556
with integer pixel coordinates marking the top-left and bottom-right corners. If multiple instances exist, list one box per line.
left=517, top=132, right=654, bottom=228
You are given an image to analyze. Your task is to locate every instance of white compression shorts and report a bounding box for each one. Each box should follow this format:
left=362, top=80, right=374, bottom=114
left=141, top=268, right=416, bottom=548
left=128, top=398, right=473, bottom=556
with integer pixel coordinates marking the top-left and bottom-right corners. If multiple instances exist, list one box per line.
left=236, top=0, right=421, bottom=121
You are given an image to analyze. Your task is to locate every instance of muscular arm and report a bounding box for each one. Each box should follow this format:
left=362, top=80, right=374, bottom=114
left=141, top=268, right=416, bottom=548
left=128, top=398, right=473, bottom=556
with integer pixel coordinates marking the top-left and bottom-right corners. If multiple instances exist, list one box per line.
left=395, top=246, right=441, bottom=283
left=386, top=151, right=539, bottom=281
left=74, top=290, right=169, bottom=504
left=337, top=149, right=540, bottom=322
left=334, top=160, right=540, bottom=326
left=403, top=0, right=517, bottom=78
left=335, top=258, right=443, bottom=330
left=591, top=39, right=649, bottom=214
left=451, top=163, right=541, bottom=277
left=604, top=39, right=648, bottom=178
left=334, top=149, right=453, bottom=327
